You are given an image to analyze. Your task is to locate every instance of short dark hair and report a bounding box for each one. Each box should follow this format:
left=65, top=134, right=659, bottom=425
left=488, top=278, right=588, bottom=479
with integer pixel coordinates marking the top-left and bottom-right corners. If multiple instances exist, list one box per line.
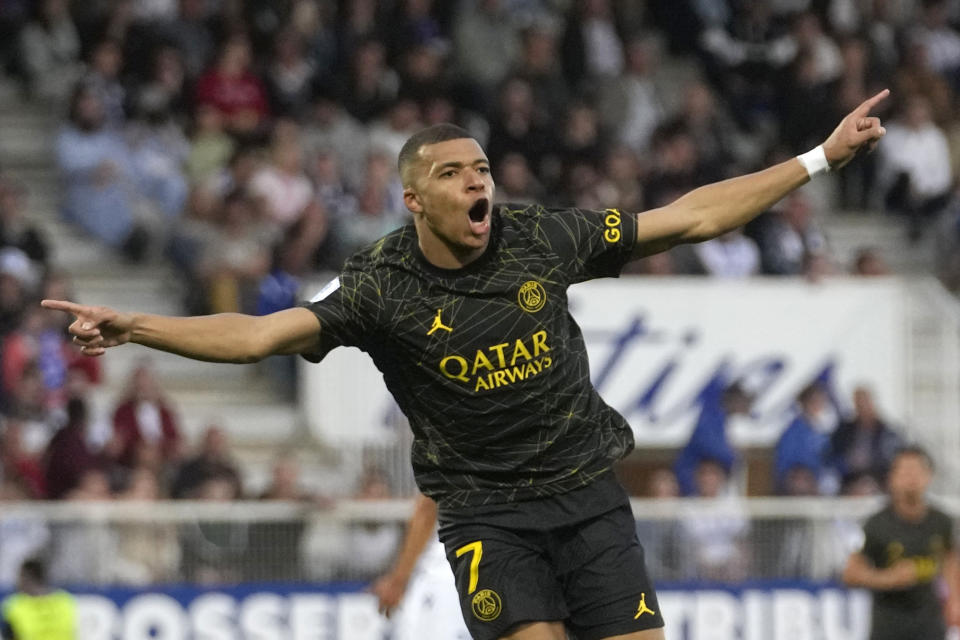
left=20, top=558, right=46, bottom=585
left=398, top=124, right=476, bottom=184
left=892, top=444, right=934, bottom=470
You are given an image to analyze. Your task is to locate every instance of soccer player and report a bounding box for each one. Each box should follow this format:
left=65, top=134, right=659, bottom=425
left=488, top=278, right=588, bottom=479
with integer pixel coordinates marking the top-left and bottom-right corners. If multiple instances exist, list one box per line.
left=43, top=90, right=890, bottom=640
left=843, top=446, right=960, bottom=640
left=1, top=558, right=77, bottom=640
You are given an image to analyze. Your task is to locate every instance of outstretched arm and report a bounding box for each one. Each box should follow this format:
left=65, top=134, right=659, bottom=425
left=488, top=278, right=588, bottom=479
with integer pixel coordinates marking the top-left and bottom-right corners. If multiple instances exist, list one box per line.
left=632, top=89, right=889, bottom=259
left=370, top=494, right=439, bottom=616
left=40, top=300, right=320, bottom=363
left=842, top=551, right=919, bottom=591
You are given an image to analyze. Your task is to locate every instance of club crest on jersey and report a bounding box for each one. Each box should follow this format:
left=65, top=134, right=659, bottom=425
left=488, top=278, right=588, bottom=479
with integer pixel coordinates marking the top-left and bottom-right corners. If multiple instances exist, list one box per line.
left=471, top=589, right=502, bottom=622
left=517, top=280, right=546, bottom=313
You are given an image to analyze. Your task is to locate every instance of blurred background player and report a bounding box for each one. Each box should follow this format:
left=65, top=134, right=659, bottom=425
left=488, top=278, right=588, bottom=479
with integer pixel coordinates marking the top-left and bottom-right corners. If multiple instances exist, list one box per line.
left=1, top=558, right=76, bottom=640
left=843, top=446, right=960, bottom=640
left=371, top=494, right=469, bottom=640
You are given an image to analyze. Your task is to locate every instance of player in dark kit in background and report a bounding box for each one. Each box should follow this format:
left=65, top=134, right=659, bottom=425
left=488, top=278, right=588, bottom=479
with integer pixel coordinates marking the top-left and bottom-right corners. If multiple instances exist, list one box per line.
left=42, top=89, right=890, bottom=640
left=843, top=446, right=960, bottom=640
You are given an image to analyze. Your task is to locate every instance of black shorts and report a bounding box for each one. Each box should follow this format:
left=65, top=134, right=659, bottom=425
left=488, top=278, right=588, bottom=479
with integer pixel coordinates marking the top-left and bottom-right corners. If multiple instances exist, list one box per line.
left=438, top=478, right=664, bottom=640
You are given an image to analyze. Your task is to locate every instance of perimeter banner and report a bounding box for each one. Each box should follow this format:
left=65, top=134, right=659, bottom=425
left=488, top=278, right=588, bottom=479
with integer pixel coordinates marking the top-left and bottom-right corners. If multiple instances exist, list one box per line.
left=301, top=278, right=906, bottom=447
left=3, top=582, right=876, bottom=640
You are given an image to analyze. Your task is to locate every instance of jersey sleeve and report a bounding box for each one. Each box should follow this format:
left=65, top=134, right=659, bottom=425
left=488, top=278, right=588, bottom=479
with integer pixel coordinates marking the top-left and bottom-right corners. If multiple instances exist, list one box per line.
left=298, top=267, right=383, bottom=362
left=532, top=206, right=638, bottom=283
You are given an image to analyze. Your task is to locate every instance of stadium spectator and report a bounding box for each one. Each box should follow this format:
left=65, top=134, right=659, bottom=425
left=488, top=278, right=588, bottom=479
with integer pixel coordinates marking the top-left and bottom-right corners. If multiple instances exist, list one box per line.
left=880, top=94, right=953, bottom=240
left=81, top=38, right=126, bottom=129
left=368, top=98, right=424, bottom=165
left=338, top=39, right=399, bottom=123
left=674, top=380, right=751, bottom=496
left=194, top=34, right=270, bottom=137
left=43, top=397, right=102, bottom=499
left=678, top=459, right=750, bottom=581
left=329, top=149, right=407, bottom=264
left=16, top=0, right=82, bottom=102
left=452, top=0, right=519, bottom=107
left=55, top=84, right=150, bottom=261
left=302, top=88, right=370, bottom=188
left=561, top=0, right=625, bottom=85
left=774, top=383, right=832, bottom=494
left=485, top=77, right=553, bottom=173
left=197, top=189, right=272, bottom=314
left=109, top=362, right=182, bottom=470
left=913, top=0, right=960, bottom=80
left=604, top=34, right=668, bottom=155
left=185, top=105, right=235, bottom=186
left=161, top=0, right=214, bottom=79
left=126, top=102, right=190, bottom=223
left=265, top=28, right=317, bottom=120
left=343, top=467, right=402, bottom=580
left=635, top=468, right=683, bottom=581
left=689, top=230, right=761, bottom=277
left=751, top=190, right=828, bottom=276
left=170, top=425, right=242, bottom=499
left=0, top=364, right=60, bottom=459
left=0, top=177, right=49, bottom=268
left=132, top=44, right=190, bottom=124
left=514, top=22, right=569, bottom=124
left=827, top=386, right=903, bottom=488
left=894, top=38, right=954, bottom=129
left=0, top=248, right=38, bottom=338
left=112, top=467, right=180, bottom=584
left=249, top=123, right=315, bottom=230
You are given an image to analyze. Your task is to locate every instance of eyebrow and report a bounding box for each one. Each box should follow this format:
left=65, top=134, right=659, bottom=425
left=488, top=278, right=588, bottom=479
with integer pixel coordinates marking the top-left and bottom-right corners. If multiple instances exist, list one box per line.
left=432, top=158, right=489, bottom=174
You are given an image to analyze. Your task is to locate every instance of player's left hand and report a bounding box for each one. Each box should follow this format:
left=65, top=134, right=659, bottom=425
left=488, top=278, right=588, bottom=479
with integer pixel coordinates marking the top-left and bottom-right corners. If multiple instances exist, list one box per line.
left=822, top=88, right=889, bottom=170
left=370, top=571, right=407, bottom=617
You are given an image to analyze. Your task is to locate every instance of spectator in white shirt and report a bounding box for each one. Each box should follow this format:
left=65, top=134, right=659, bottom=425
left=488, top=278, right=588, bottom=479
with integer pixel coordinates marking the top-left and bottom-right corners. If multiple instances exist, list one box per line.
left=880, top=94, right=953, bottom=239
left=693, top=230, right=761, bottom=277
left=249, top=122, right=315, bottom=229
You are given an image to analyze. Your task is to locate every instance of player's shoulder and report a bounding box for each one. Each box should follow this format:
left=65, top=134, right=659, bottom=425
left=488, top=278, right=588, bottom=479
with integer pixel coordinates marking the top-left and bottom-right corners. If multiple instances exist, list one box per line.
left=341, top=223, right=418, bottom=274
left=864, top=503, right=896, bottom=530
left=498, top=202, right=573, bottom=225
left=926, top=504, right=953, bottom=528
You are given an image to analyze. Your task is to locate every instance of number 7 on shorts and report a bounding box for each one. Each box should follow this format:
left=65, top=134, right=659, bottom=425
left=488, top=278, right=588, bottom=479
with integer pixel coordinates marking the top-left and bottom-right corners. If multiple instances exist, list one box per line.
left=455, top=541, right=483, bottom=594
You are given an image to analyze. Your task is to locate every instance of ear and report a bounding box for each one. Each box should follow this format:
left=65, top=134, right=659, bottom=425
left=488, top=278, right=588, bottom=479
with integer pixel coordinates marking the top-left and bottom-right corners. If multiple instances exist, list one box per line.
left=404, top=188, right=422, bottom=215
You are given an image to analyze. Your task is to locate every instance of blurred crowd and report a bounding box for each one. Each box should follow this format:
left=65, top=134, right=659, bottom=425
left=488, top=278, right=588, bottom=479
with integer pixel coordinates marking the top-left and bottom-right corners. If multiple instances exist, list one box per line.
left=638, top=380, right=906, bottom=582
left=10, top=0, right=960, bottom=314
left=1, top=0, right=959, bottom=587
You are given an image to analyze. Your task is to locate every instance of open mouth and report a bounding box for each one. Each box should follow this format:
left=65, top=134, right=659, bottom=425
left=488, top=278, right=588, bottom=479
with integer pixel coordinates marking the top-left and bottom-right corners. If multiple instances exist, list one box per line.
left=468, top=198, right=489, bottom=223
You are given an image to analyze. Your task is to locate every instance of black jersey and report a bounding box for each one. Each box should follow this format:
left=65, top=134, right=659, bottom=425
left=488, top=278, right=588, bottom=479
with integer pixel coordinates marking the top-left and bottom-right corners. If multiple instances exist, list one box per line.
left=302, top=203, right=638, bottom=510
left=861, top=503, right=954, bottom=640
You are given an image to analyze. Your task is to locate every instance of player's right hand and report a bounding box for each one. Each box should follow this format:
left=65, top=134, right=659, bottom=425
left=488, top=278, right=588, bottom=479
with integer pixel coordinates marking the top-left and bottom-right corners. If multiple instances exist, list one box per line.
left=40, top=299, right=134, bottom=356
left=884, top=559, right=920, bottom=590
left=370, top=572, right=407, bottom=617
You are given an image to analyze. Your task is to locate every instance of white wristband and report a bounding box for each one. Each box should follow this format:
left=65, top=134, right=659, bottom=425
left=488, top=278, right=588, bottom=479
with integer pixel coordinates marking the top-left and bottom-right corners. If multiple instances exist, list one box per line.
left=797, top=145, right=830, bottom=178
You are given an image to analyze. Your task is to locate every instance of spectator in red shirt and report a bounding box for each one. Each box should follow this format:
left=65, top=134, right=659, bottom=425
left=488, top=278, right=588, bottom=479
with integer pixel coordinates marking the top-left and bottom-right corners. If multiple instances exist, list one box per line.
left=109, top=363, right=182, bottom=469
left=44, top=397, right=102, bottom=499
left=194, top=34, right=270, bottom=136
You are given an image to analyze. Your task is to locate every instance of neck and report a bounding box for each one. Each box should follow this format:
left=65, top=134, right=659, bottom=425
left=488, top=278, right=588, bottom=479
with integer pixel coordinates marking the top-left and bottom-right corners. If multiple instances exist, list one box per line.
left=892, top=494, right=927, bottom=522
left=415, top=222, right=488, bottom=269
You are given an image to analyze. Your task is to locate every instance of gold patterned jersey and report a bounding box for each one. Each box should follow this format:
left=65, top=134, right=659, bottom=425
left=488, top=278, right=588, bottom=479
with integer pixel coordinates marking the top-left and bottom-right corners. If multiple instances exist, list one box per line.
left=302, top=204, right=638, bottom=509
